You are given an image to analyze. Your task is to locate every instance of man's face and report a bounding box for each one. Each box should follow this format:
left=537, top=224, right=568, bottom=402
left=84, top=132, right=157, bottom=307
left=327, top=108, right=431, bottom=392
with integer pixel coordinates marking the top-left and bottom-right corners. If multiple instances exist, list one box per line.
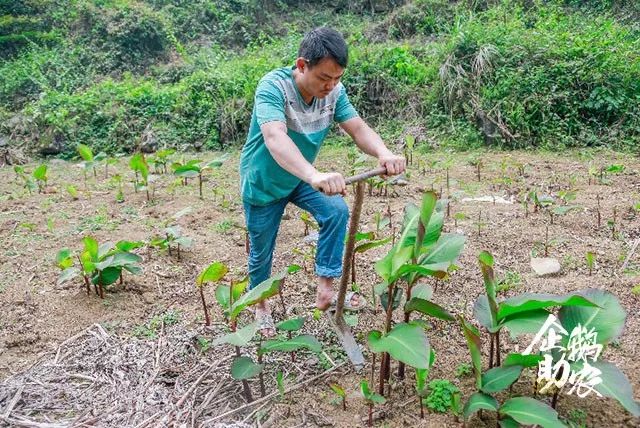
left=298, top=57, right=344, bottom=98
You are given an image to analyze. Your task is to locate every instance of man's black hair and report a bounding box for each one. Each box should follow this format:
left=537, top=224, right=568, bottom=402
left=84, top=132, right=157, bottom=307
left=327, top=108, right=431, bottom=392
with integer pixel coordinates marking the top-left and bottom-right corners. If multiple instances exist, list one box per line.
left=298, top=27, right=348, bottom=69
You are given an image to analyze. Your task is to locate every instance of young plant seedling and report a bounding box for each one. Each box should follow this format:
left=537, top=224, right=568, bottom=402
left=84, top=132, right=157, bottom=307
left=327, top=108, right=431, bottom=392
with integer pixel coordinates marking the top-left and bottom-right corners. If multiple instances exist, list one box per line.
left=33, top=164, right=48, bottom=193
left=329, top=383, right=347, bottom=410
left=57, top=238, right=144, bottom=298
left=586, top=251, right=595, bottom=275
left=149, top=208, right=194, bottom=259
left=173, top=155, right=228, bottom=199
left=151, top=148, right=175, bottom=174
left=129, top=153, right=152, bottom=201
left=361, top=380, right=385, bottom=427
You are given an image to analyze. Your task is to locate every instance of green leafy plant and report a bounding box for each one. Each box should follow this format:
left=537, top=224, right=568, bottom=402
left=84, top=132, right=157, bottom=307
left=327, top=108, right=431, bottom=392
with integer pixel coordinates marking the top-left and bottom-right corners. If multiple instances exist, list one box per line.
left=173, top=155, right=228, bottom=199
left=210, top=265, right=305, bottom=402
left=149, top=208, right=194, bottom=259
left=361, top=380, right=386, bottom=427
left=330, top=383, right=347, bottom=410
left=129, top=153, right=152, bottom=201
left=151, top=148, right=175, bottom=174
left=425, top=379, right=459, bottom=413
left=56, top=238, right=144, bottom=298
left=371, top=191, right=465, bottom=389
left=13, top=166, right=37, bottom=195
left=585, top=251, right=595, bottom=276
left=32, top=164, right=48, bottom=193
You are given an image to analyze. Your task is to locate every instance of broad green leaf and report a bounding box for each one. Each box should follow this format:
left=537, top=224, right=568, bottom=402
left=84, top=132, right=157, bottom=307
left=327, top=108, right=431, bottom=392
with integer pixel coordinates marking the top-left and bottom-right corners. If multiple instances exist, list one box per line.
left=404, top=297, right=455, bottom=321
left=415, top=191, right=437, bottom=253
left=498, top=292, right=598, bottom=321
left=232, top=278, right=248, bottom=301
left=260, top=334, right=322, bottom=354
left=498, top=416, right=520, bottom=428
left=197, top=262, right=228, bottom=286
left=481, top=365, right=523, bottom=393
left=231, top=356, right=263, bottom=380
left=174, top=165, right=200, bottom=177
left=115, top=240, right=145, bottom=252
left=212, top=322, right=259, bottom=347
left=360, top=380, right=386, bottom=404
left=97, top=242, right=114, bottom=259
left=473, top=295, right=500, bottom=333
left=330, top=384, right=345, bottom=398
left=415, top=349, right=436, bottom=396
left=276, top=316, right=306, bottom=331
left=130, top=153, right=149, bottom=182
left=92, top=266, right=121, bottom=286
left=108, top=252, right=142, bottom=267
left=463, top=392, right=498, bottom=421
left=418, top=234, right=465, bottom=268
left=499, top=397, right=565, bottom=428
left=478, top=251, right=499, bottom=327
left=215, top=285, right=231, bottom=309
left=590, top=361, right=640, bottom=416
left=33, top=164, right=47, bottom=181
left=396, top=263, right=449, bottom=280
left=123, top=265, right=142, bottom=275
left=558, top=289, right=625, bottom=345
left=354, top=231, right=375, bottom=242
left=503, top=353, right=543, bottom=368
left=459, top=316, right=482, bottom=389
left=57, top=267, right=79, bottom=284
left=501, top=309, right=551, bottom=339
left=174, top=236, right=193, bottom=248
left=411, top=283, right=433, bottom=300
left=367, top=322, right=431, bottom=369
left=229, top=268, right=287, bottom=320
left=82, top=236, right=99, bottom=259
left=355, top=237, right=391, bottom=253
left=77, top=144, right=93, bottom=161
left=56, top=248, right=73, bottom=269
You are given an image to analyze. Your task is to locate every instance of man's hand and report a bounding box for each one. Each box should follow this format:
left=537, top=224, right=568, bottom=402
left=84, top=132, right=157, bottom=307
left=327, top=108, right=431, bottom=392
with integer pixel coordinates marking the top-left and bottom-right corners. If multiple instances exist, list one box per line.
left=378, top=152, right=406, bottom=176
left=310, top=172, right=346, bottom=196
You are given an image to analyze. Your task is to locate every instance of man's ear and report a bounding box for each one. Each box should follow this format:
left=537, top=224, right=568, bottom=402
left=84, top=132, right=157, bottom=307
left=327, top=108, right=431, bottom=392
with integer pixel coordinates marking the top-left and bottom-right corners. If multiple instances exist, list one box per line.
left=295, top=57, right=307, bottom=73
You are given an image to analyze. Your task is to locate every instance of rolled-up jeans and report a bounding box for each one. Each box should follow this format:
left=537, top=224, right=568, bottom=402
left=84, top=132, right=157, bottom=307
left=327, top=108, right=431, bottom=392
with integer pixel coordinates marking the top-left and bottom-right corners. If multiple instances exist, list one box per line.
left=243, top=181, right=349, bottom=289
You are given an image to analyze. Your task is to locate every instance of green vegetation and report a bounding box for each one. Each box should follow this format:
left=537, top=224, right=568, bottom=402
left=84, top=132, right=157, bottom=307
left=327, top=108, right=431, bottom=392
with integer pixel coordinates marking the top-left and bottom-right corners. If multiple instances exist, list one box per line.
left=1, top=1, right=638, bottom=157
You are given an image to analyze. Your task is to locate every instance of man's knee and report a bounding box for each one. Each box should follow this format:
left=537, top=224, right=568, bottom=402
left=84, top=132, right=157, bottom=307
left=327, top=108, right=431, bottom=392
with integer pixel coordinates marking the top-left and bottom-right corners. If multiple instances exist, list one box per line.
left=325, top=197, right=349, bottom=226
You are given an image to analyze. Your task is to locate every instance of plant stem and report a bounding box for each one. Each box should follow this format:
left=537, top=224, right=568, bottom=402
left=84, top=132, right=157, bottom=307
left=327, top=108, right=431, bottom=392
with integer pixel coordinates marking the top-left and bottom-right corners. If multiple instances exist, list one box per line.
left=199, top=172, right=203, bottom=199
left=236, top=345, right=254, bottom=403
left=368, top=403, right=373, bottom=427
left=371, top=353, right=376, bottom=386
left=98, top=283, right=104, bottom=299
left=342, top=396, right=346, bottom=411
left=257, top=339, right=266, bottom=397
left=496, top=330, right=501, bottom=366
left=420, top=395, right=424, bottom=419
left=597, top=194, right=601, bottom=227
left=489, top=333, right=494, bottom=369
left=83, top=275, right=90, bottom=296
left=199, top=286, right=210, bottom=326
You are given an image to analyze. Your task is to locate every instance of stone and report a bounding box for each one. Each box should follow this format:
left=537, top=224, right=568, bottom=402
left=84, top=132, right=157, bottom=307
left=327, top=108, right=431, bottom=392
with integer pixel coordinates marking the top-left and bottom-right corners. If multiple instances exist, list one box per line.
left=531, top=257, right=561, bottom=277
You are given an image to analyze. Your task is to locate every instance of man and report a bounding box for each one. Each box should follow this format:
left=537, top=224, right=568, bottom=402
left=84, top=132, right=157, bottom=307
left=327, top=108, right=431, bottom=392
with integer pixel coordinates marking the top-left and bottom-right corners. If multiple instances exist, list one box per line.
left=240, top=27, right=405, bottom=336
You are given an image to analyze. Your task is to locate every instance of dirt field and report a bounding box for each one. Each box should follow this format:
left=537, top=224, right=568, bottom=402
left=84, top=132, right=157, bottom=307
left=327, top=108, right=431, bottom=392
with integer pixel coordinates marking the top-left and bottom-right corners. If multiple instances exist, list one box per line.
left=0, top=145, right=639, bottom=427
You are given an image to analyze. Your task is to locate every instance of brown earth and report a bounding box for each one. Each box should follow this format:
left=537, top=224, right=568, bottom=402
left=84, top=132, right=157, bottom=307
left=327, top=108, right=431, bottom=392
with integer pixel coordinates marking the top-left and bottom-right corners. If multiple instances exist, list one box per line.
left=0, top=146, right=639, bottom=427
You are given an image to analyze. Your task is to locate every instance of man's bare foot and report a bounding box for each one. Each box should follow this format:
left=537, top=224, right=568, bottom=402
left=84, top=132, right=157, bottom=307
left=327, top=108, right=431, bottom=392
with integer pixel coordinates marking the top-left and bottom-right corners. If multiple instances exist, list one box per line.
left=315, top=277, right=363, bottom=311
left=255, top=302, right=276, bottom=337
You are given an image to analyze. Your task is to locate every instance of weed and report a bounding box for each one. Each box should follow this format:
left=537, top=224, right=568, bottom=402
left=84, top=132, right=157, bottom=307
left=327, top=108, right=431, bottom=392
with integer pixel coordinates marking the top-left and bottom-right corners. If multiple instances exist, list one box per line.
left=425, top=379, right=459, bottom=413
left=455, top=363, right=472, bottom=378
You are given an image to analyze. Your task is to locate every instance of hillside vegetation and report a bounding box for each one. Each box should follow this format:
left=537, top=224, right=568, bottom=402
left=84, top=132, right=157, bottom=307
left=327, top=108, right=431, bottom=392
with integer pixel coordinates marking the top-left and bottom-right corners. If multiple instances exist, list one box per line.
left=1, top=0, right=638, bottom=157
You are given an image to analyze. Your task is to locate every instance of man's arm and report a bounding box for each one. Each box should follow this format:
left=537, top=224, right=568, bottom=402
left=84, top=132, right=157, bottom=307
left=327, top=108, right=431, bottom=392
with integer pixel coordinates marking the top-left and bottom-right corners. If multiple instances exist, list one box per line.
left=261, top=121, right=346, bottom=195
left=339, top=117, right=405, bottom=175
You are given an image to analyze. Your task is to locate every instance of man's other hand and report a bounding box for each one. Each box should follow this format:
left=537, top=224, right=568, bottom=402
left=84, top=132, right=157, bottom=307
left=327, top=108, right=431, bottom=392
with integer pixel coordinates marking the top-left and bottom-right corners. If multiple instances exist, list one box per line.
left=310, top=172, right=346, bottom=196
left=378, top=153, right=406, bottom=176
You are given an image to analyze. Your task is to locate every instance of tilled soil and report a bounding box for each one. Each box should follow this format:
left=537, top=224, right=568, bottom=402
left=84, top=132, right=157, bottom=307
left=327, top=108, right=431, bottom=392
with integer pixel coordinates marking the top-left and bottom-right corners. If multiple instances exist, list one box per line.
left=0, top=146, right=639, bottom=427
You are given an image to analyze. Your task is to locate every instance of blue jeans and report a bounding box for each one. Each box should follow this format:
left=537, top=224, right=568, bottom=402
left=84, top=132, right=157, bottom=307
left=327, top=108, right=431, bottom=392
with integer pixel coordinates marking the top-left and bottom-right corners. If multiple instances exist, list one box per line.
left=243, top=181, right=349, bottom=289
